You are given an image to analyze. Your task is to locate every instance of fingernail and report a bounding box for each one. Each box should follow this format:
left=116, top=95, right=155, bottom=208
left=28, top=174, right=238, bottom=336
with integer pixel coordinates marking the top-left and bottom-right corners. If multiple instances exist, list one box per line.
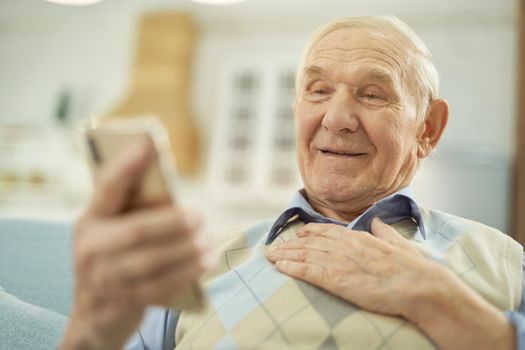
left=372, top=217, right=384, bottom=225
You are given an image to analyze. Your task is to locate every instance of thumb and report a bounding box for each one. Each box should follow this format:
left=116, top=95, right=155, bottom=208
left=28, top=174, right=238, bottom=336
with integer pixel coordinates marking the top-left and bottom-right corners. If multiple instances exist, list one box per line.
left=89, top=138, right=154, bottom=216
left=370, top=217, right=402, bottom=240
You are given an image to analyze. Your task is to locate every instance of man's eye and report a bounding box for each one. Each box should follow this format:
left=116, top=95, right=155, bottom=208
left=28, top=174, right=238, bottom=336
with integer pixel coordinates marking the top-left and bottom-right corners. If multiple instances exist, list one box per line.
left=306, top=81, right=332, bottom=98
left=364, top=92, right=381, bottom=100
left=359, top=89, right=388, bottom=106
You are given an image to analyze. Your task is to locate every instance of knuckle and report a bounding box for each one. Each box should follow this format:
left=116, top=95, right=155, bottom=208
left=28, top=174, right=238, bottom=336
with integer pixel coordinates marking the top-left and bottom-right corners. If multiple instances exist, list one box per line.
left=296, top=262, right=307, bottom=276
left=302, top=237, right=312, bottom=247
left=300, top=249, right=307, bottom=262
left=168, top=216, right=192, bottom=238
left=385, top=238, right=399, bottom=245
left=380, top=245, right=394, bottom=256
left=126, top=223, right=147, bottom=246
left=178, top=240, right=199, bottom=261
left=134, top=257, right=157, bottom=278
left=303, top=223, right=315, bottom=230
left=76, top=242, right=96, bottom=268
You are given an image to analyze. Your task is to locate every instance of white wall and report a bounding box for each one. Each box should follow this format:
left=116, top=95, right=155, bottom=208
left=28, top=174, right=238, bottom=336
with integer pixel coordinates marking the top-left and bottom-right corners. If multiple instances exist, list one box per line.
left=0, top=0, right=518, bottom=232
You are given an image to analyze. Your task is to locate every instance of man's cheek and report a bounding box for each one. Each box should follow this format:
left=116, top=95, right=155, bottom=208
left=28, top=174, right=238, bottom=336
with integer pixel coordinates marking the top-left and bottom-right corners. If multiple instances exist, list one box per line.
left=295, top=125, right=315, bottom=153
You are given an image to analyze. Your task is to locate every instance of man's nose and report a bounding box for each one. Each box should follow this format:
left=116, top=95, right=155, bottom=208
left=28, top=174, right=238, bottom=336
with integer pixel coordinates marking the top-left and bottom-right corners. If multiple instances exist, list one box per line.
left=321, top=89, right=359, bottom=134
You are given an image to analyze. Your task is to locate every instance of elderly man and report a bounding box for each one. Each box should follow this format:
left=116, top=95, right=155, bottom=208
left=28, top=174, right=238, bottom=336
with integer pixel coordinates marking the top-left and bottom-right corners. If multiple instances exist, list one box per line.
left=61, top=15, right=525, bottom=349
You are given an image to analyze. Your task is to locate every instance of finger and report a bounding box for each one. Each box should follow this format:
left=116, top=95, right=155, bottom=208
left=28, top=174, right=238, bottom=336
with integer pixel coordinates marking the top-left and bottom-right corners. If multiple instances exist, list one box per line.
left=108, top=230, right=213, bottom=283
left=86, top=207, right=204, bottom=256
left=91, top=244, right=209, bottom=303
left=130, top=258, right=207, bottom=306
left=267, top=248, right=304, bottom=262
left=274, top=236, right=338, bottom=252
left=274, top=260, right=326, bottom=288
left=297, top=223, right=340, bottom=239
left=89, top=139, right=154, bottom=217
left=370, top=217, right=403, bottom=241
left=266, top=248, right=331, bottom=266
left=297, top=223, right=366, bottom=242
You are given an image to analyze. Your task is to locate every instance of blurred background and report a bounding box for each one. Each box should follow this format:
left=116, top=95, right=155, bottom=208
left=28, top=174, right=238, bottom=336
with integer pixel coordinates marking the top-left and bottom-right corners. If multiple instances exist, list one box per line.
left=0, top=0, right=523, bottom=237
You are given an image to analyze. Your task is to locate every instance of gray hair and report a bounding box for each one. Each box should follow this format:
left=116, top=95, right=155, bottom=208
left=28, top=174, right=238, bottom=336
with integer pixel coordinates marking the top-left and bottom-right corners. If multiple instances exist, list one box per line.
left=295, top=15, right=440, bottom=120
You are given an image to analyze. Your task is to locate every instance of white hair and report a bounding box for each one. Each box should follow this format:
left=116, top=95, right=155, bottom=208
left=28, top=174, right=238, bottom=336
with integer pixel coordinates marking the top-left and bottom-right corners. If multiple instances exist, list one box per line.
left=295, top=15, right=440, bottom=120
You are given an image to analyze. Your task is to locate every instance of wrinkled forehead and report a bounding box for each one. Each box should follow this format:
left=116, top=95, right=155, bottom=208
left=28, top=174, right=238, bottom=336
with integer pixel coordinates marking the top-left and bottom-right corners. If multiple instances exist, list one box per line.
left=306, top=27, right=412, bottom=82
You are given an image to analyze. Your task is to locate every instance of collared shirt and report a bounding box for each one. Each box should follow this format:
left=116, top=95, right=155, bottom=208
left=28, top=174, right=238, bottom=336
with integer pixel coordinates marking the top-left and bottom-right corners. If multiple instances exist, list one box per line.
left=265, top=187, right=425, bottom=245
left=125, top=188, right=525, bottom=350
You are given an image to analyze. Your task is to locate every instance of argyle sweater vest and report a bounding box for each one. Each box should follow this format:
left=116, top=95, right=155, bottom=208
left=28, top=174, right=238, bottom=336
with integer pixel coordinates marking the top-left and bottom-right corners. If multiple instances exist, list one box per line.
left=174, top=208, right=523, bottom=349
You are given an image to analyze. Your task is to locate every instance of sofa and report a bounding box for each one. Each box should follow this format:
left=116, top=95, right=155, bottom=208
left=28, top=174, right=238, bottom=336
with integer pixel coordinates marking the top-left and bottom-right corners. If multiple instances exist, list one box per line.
left=0, top=218, right=73, bottom=349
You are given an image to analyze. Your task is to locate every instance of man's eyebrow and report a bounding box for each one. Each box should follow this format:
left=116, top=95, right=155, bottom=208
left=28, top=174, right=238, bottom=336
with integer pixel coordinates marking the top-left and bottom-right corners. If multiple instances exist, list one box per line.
left=303, top=65, right=327, bottom=79
left=303, top=65, right=396, bottom=86
left=363, top=68, right=396, bottom=86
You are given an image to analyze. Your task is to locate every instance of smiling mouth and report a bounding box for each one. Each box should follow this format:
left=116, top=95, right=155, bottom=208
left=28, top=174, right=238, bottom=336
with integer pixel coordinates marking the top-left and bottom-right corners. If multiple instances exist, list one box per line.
left=319, top=149, right=366, bottom=157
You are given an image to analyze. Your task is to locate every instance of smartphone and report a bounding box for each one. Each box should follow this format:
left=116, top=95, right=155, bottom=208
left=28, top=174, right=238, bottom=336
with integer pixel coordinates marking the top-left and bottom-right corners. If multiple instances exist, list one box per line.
left=84, top=116, right=205, bottom=311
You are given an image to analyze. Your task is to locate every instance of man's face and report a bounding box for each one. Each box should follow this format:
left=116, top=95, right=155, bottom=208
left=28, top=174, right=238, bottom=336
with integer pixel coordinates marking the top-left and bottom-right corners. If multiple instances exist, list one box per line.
left=295, top=27, right=423, bottom=210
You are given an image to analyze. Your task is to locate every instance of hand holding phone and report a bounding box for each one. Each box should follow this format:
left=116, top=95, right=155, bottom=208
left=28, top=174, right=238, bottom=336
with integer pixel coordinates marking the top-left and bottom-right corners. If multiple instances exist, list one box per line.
left=83, top=116, right=206, bottom=311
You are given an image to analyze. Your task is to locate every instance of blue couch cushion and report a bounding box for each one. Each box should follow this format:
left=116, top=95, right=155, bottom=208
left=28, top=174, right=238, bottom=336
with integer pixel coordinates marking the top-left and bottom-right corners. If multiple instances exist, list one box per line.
left=0, top=218, right=74, bottom=316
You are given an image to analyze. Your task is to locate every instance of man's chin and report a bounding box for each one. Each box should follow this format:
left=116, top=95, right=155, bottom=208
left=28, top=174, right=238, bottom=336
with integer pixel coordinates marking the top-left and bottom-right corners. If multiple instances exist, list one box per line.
left=306, top=178, right=369, bottom=204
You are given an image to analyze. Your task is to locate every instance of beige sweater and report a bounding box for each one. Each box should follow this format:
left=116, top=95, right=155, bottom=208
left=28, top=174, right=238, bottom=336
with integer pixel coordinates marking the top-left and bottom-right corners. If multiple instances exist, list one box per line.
left=174, top=208, right=523, bottom=349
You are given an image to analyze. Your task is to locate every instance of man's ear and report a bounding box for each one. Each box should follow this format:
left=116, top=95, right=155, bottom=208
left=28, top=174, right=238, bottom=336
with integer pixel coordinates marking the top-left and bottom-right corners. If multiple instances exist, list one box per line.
left=417, top=98, right=449, bottom=158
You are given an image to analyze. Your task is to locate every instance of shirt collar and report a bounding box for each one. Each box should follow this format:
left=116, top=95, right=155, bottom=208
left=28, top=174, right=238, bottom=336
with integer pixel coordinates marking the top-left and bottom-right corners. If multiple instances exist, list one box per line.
left=266, top=186, right=426, bottom=244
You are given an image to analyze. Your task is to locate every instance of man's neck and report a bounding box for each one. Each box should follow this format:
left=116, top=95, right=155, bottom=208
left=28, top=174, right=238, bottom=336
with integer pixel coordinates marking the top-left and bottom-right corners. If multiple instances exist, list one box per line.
left=301, top=186, right=407, bottom=224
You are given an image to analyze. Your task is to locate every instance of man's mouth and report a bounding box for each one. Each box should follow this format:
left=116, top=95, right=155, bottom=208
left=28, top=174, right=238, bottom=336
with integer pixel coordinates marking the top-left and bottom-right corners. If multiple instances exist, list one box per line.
left=319, top=148, right=366, bottom=157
